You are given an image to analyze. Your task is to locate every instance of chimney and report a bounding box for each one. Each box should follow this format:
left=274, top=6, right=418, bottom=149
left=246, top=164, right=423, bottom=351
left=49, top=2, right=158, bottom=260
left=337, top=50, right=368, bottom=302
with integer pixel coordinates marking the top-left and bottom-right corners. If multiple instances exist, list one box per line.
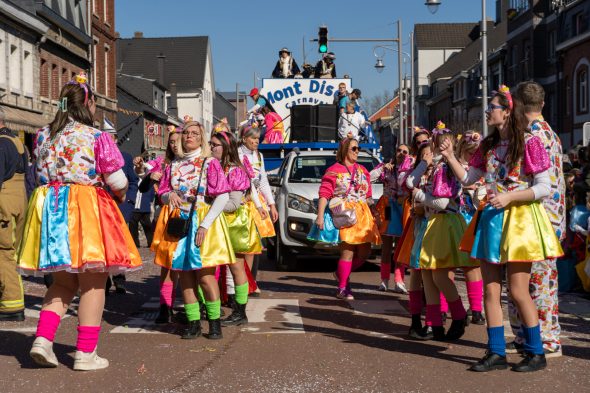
left=157, top=53, right=166, bottom=86
left=133, top=31, right=143, bottom=39
left=169, top=83, right=178, bottom=117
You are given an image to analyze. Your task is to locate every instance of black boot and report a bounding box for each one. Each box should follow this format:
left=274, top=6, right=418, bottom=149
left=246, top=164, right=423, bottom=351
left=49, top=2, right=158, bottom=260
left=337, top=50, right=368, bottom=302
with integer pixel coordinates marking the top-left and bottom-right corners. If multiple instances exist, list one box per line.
left=511, top=352, right=547, bottom=372
left=206, top=319, right=223, bottom=340
left=408, top=314, right=432, bottom=340
left=221, top=303, right=248, bottom=327
left=471, top=311, right=486, bottom=325
left=199, top=302, right=208, bottom=320
left=155, top=304, right=173, bottom=324
left=113, top=274, right=127, bottom=294
left=432, top=326, right=446, bottom=341
left=445, top=316, right=469, bottom=341
left=469, top=352, right=508, bottom=372
left=181, top=320, right=202, bottom=339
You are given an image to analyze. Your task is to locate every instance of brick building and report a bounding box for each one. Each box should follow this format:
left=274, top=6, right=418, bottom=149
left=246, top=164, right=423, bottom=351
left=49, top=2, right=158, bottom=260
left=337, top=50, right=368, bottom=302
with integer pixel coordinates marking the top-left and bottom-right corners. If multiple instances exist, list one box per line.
left=90, top=0, right=117, bottom=126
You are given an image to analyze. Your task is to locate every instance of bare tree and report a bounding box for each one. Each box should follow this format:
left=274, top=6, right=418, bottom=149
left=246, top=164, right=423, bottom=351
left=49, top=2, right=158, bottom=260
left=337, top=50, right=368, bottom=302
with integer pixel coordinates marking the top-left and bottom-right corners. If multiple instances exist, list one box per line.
left=366, top=90, right=394, bottom=116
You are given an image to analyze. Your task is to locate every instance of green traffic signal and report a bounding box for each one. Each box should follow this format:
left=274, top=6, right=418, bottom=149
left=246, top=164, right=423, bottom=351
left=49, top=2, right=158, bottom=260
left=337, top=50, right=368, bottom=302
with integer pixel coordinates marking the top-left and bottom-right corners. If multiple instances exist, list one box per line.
left=318, top=26, right=328, bottom=54
left=319, top=44, right=327, bottom=53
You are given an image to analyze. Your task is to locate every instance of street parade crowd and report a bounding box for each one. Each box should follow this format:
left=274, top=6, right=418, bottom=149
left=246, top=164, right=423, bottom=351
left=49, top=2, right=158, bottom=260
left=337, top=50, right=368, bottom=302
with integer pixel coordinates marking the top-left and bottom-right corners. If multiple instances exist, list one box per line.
left=1, top=66, right=590, bottom=375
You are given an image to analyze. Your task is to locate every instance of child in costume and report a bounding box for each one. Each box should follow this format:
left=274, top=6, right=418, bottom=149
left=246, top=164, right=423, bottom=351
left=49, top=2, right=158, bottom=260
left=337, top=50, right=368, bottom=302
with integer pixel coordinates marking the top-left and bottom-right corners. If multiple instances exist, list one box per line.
left=151, top=121, right=235, bottom=340
left=209, top=131, right=262, bottom=326
left=370, top=144, right=413, bottom=293
left=309, top=137, right=381, bottom=300
left=20, top=73, right=141, bottom=370
left=441, top=85, right=562, bottom=372
left=406, top=122, right=477, bottom=341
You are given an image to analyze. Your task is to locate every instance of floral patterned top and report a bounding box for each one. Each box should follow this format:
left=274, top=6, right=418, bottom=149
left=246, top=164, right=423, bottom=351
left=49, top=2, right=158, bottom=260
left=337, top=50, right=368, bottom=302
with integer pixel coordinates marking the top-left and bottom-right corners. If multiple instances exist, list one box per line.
left=530, top=117, right=566, bottom=240
left=34, top=120, right=124, bottom=187
left=469, top=133, right=550, bottom=193
left=319, top=162, right=372, bottom=202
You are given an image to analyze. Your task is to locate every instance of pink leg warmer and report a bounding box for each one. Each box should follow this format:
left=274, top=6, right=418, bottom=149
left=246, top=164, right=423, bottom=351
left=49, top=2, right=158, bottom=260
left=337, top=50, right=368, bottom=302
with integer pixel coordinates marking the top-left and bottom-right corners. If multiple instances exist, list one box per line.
left=337, top=260, right=353, bottom=289
left=440, top=292, right=449, bottom=314
left=394, top=263, right=405, bottom=283
left=426, top=304, right=443, bottom=327
left=380, top=262, right=391, bottom=280
left=35, top=310, right=61, bottom=342
left=160, top=281, right=174, bottom=307
left=408, top=290, right=423, bottom=315
left=466, top=279, right=483, bottom=312
left=448, top=298, right=467, bottom=320
left=76, top=326, right=101, bottom=353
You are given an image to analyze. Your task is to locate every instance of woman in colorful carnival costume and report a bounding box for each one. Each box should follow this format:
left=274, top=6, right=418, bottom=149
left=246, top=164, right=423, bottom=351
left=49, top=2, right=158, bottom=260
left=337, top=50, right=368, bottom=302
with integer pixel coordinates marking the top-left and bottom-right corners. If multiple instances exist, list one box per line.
left=261, top=106, right=285, bottom=144
left=238, top=124, right=279, bottom=291
left=370, top=144, right=413, bottom=293
left=394, top=129, right=435, bottom=339
left=441, top=85, right=562, bottom=372
left=19, top=73, right=141, bottom=370
left=309, top=137, right=381, bottom=300
left=135, top=128, right=183, bottom=324
left=209, top=131, right=261, bottom=326
left=406, top=121, right=478, bottom=341
left=448, top=131, right=486, bottom=325
left=152, top=121, right=235, bottom=340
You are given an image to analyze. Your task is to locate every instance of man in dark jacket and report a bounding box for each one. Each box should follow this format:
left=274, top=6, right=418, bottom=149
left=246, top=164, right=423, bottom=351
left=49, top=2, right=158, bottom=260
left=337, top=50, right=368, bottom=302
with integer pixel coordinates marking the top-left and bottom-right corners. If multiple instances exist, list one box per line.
left=129, top=177, right=155, bottom=248
left=0, top=106, right=27, bottom=321
left=314, top=52, right=337, bottom=78
left=272, top=48, right=301, bottom=78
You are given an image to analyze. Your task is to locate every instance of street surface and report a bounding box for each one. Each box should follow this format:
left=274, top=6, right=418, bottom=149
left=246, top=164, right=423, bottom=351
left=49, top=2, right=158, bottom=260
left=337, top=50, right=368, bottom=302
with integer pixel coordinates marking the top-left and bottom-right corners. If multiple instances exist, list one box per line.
left=1, top=247, right=589, bottom=393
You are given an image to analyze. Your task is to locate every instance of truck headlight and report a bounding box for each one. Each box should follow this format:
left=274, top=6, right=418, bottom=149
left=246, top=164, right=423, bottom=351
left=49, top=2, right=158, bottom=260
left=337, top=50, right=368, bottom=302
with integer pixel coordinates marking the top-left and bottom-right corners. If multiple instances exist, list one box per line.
left=287, top=194, right=317, bottom=214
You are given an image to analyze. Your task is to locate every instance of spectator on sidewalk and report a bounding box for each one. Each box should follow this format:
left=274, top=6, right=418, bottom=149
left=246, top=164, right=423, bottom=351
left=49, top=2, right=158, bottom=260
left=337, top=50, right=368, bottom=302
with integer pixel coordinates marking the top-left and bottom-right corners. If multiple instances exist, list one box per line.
left=314, top=52, right=337, bottom=79
left=0, top=106, right=27, bottom=321
left=272, top=48, right=301, bottom=79
left=338, top=102, right=366, bottom=141
left=130, top=177, right=156, bottom=248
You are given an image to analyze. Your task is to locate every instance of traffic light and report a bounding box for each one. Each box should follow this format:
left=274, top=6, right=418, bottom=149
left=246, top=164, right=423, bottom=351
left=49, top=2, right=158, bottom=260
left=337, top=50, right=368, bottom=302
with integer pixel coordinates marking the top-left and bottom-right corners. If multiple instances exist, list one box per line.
left=318, top=26, right=328, bottom=53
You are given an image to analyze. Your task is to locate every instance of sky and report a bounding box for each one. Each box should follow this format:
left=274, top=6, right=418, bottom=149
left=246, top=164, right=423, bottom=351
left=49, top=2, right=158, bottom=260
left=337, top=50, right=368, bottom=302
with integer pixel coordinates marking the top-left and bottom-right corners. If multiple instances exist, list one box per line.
left=115, top=0, right=498, bottom=102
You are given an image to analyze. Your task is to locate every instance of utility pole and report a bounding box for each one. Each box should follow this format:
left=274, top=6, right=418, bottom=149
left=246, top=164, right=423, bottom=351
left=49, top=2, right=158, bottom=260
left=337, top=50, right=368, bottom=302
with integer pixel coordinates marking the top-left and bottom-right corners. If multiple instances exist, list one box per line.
left=398, top=20, right=404, bottom=144
left=235, top=83, right=239, bottom=132
left=481, top=0, right=488, bottom=136
left=410, top=30, right=415, bottom=132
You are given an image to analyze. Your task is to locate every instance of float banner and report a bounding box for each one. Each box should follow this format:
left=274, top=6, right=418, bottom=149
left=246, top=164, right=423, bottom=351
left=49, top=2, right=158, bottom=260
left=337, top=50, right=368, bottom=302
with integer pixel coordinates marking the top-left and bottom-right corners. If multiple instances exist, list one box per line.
left=260, top=78, right=352, bottom=142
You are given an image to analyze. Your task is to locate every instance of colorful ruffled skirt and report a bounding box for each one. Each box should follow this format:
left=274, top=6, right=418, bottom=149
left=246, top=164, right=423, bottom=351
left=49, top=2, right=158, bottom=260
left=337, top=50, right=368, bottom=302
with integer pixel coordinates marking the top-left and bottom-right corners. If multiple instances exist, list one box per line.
left=375, top=196, right=404, bottom=237
left=263, top=130, right=283, bottom=144
left=151, top=204, right=236, bottom=271
left=307, top=210, right=340, bottom=245
left=410, top=213, right=475, bottom=269
left=18, top=184, right=141, bottom=275
left=247, top=194, right=276, bottom=238
left=460, top=201, right=563, bottom=264
left=225, top=204, right=262, bottom=254
left=394, top=216, right=417, bottom=266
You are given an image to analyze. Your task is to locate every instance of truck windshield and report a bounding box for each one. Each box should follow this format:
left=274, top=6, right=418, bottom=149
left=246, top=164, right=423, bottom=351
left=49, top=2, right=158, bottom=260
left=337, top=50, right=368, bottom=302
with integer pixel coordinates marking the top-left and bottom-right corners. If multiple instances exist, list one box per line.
left=289, top=155, right=379, bottom=183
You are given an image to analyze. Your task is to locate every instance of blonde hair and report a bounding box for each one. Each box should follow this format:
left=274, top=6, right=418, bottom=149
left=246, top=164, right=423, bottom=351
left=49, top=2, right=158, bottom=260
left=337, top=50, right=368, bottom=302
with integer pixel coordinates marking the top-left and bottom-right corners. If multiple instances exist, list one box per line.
left=182, top=121, right=211, bottom=157
left=456, top=130, right=480, bottom=161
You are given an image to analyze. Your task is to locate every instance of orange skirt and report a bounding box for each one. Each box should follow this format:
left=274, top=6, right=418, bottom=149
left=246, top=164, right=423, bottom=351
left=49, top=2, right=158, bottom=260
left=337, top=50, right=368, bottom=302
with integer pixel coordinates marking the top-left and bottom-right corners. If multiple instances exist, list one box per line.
left=339, top=201, right=381, bottom=245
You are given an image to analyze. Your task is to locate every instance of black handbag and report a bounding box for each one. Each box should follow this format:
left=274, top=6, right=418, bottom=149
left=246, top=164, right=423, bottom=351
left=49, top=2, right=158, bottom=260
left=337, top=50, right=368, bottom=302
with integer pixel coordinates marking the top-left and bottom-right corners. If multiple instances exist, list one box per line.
left=166, top=159, right=207, bottom=238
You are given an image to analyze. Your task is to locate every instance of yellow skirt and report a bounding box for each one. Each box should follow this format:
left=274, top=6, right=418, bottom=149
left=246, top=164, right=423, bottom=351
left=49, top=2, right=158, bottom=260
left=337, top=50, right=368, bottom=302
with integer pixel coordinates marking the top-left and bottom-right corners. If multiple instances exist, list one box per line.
left=225, top=205, right=262, bottom=255
left=247, top=194, right=275, bottom=238
left=339, top=201, right=381, bottom=245
left=415, top=213, right=477, bottom=269
left=152, top=203, right=236, bottom=270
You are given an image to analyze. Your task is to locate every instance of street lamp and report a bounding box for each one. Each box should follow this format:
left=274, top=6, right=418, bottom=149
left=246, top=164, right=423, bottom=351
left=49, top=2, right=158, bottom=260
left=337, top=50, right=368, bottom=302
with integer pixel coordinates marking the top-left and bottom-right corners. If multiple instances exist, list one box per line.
left=374, top=58, right=385, bottom=73
left=425, top=0, right=441, bottom=14
left=425, top=0, right=488, bottom=136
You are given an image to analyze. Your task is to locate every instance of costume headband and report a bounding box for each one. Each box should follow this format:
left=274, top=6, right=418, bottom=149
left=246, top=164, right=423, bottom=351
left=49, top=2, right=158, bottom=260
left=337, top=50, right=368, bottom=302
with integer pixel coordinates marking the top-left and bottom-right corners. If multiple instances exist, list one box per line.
left=413, top=126, right=430, bottom=137
left=495, top=85, right=513, bottom=110
left=240, top=122, right=259, bottom=138
left=66, top=72, right=90, bottom=106
left=463, top=131, right=481, bottom=144
left=431, top=121, right=452, bottom=136
left=216, top=131, right=231, bottom=145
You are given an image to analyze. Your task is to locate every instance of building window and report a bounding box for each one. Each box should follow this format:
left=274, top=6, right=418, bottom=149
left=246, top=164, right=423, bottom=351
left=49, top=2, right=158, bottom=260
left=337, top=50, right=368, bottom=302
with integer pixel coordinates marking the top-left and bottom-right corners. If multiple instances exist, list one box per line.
left=104, top=45, right=110, bottom=96
left=103, top=0, right=107, bottom=21
left=548, top=30, right=556, bottom=62
left=509, top=0, right=529, bottom=14
left=9, top=43, right=20, bottom=92
left=566, top=77, right=571, bottom=116
left=575, top=12, right=588, bottom=36
left=40, top=59, right=49, bottom=98
left=92, top=41, right=97, bottom=90
left=577, top=65, right=588, bottom=114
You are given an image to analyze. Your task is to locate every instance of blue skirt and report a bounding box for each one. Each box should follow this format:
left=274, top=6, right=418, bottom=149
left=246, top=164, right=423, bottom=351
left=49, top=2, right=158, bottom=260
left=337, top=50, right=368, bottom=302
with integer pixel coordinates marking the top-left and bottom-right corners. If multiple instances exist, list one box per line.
left=307, top=210, right=340, bottom=245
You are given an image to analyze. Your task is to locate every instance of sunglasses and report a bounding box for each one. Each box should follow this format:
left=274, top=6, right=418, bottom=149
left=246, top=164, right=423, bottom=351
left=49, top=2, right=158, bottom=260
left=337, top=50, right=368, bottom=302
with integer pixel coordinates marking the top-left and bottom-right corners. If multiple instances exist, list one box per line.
left=209, top=141, right=222, bottom=148
left=350, top=146, right=359, bottom=152
left=397, top=148, right=409, bottom=155
left=485, top=104, right=507, bottom=113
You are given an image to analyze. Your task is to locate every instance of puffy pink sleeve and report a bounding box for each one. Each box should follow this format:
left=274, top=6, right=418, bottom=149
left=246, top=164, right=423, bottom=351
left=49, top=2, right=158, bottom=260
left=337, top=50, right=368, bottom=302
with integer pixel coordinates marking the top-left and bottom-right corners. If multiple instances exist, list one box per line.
left=206, top=158, right=231, bottom=196
left=228, top=166, right=251, bottom=192
left=157, top=164, right=172, bottom=197
left=319, top=172, right=337, bottom=199
left=432, top=164, right=459, bottom=198
left=147, top=156, right=164, bottom=174
left=94, top=132, right=124, bottom=174
left=242, top=155, right=255, bottom=179
left=398, top=155, right=413, bottom=172
left=468, top=147, right=486, bottom=171
left=524, top=135, right=551, bottom=175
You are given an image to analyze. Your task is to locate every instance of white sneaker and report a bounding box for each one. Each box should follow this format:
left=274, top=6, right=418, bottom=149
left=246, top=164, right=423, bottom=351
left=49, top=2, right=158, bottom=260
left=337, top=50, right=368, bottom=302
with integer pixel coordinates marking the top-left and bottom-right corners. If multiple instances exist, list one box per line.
left=73, top=349, right=109, bottom=371
left=377, top=279, right=389, bottom=292
left=30, top=336, right=58, bottom=368
left=393, top=281, right=408, bottom=294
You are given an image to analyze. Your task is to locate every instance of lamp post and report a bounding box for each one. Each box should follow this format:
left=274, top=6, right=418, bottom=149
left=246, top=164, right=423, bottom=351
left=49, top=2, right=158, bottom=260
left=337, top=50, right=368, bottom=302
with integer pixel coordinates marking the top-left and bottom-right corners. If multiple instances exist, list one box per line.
left=426, top=0, right=488, bottom=136
left=373, top=45, right=412, bottom=144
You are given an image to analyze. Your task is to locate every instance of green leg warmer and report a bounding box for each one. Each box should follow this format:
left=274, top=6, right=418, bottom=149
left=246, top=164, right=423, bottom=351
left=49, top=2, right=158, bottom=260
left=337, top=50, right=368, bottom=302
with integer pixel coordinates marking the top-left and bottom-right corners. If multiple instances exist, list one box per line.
left=184, top=302, right=201, bottom=322
left=235, top=282, right=249, bottom=305
left=205, top=299, right=221, bottom=320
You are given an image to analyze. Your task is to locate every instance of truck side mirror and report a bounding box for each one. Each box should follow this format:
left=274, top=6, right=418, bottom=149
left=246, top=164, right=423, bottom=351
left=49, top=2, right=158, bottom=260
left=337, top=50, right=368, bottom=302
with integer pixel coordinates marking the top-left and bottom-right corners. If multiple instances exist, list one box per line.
left=268, top=174, right=282, bottom=187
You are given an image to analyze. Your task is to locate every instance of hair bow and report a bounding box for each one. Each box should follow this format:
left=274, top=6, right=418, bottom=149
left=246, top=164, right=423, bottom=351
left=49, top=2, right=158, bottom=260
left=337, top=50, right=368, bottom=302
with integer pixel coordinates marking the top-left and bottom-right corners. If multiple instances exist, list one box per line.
left=431, top=121, right=451, bottom=136
left=66, top=71, right=90, bottom=105
left=497, top=85, right=513, bottom=109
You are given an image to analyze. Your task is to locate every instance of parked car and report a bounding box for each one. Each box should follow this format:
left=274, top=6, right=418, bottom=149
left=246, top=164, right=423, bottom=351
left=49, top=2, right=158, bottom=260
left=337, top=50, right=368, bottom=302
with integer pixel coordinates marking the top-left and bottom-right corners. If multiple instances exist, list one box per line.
left=267, top=149, right=382, bottom=270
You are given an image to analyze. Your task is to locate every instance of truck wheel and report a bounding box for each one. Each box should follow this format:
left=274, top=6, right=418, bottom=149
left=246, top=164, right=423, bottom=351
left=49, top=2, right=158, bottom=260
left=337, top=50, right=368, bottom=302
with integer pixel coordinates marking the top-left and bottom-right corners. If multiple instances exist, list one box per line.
left=275, top=237, right=298, bottom=272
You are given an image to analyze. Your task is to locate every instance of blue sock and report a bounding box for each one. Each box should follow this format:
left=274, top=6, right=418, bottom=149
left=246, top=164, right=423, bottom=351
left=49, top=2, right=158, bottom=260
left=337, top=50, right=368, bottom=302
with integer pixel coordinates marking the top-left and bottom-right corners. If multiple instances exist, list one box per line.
left=487, top=326, right=506, bottom=356
left=522, top=325, right=544, bottom=355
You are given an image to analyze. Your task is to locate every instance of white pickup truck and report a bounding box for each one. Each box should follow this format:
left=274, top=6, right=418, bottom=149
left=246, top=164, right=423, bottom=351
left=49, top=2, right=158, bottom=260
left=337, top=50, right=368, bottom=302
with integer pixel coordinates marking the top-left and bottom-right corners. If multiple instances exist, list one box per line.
left=267, top=149, right=382, bottom=270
